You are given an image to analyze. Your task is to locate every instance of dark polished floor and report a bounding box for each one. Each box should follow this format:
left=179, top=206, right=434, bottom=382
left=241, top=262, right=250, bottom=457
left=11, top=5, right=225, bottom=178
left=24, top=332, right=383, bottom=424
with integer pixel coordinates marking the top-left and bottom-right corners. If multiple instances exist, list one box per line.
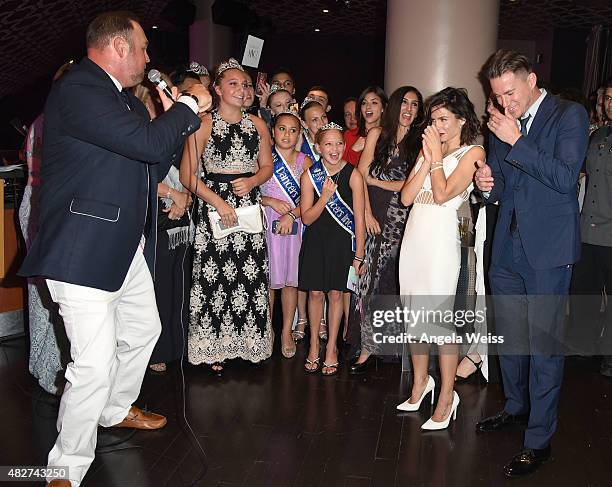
left=1, top=333, right=611, bottom=487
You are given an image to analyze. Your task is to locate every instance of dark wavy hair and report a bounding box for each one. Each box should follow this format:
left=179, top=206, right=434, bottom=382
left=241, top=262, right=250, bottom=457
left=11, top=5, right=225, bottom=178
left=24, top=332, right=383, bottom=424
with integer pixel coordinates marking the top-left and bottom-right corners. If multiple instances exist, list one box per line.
left=356, top=86, right=388, bottom=137
left=370, top=86, right=424, bottom=176
left=170, top=65, right=201, bottom=87
left=423, top=87, right=480, bottom=145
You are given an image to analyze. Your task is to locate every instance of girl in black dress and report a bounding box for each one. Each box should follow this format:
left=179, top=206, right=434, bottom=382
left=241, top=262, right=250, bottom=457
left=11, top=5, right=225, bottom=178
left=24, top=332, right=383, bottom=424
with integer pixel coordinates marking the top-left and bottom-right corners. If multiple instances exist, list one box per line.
left=299, top=123, right=366, bottom=375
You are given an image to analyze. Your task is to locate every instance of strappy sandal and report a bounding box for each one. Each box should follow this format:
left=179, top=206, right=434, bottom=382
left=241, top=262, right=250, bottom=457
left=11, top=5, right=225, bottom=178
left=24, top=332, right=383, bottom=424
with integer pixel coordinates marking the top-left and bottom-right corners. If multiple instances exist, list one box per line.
left=318, top=318, right=328, bottom=341
left=304, top=357, right=321, bottom=374
left=455, top=355, right=483, bottom=383
left=322, top=362, right=339, bottom=376
left=281, top=340, right=296, bottom=359
left=292, top=318, right=308, bottom=342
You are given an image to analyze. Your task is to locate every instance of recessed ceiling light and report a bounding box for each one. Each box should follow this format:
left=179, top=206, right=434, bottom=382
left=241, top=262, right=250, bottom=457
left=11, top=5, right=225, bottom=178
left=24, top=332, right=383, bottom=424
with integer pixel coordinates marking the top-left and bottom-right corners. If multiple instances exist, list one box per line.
left=322, top=9, right=329, bottom=13
left=315, top=28, right=320, bottom=32
left=152, top=25, right=158, bottom=29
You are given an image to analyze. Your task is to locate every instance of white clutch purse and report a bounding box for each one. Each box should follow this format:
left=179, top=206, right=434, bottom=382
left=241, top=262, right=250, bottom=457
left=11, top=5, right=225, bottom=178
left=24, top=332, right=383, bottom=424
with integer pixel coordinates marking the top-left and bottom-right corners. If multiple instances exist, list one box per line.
left=208, top=204, right=265, bottom=239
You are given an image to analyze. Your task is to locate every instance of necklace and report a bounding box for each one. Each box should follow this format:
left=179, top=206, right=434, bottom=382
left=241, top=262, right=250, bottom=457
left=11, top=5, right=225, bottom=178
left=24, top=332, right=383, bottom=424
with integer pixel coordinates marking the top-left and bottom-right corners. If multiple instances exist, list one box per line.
left=325, top=161, right=346, bottom=184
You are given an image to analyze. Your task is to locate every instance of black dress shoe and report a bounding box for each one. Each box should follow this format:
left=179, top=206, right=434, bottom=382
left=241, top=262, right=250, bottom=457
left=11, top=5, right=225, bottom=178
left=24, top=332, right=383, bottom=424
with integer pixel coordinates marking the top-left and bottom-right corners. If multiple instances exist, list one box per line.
left=476, top=410, right=528, bottom=433
left=503, top=446, right=551, bottom=478
left=349, top=355, right=377, bottom=375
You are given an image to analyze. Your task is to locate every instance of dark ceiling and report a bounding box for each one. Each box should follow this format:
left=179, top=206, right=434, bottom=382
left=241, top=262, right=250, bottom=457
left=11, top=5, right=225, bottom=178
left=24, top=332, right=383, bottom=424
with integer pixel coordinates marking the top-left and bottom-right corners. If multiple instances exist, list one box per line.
left=2, top=0, right=612, bottom=100
left=0, top=0, right=170, bottom=99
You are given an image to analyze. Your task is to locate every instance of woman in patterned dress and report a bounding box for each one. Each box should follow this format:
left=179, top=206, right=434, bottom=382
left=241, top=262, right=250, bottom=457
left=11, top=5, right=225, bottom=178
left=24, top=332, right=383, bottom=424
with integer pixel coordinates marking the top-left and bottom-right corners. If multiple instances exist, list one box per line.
left=348, top=86, right=424, bottom=374
left=180, top=59, right=273, bottom=374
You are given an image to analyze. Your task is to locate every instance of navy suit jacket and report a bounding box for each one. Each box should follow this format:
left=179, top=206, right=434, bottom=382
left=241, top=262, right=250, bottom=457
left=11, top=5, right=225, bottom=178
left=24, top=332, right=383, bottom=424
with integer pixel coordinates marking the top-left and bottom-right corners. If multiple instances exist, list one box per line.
left=20, top=57, right=201, bottom=291
left=486, top=93, right=589, bottom=270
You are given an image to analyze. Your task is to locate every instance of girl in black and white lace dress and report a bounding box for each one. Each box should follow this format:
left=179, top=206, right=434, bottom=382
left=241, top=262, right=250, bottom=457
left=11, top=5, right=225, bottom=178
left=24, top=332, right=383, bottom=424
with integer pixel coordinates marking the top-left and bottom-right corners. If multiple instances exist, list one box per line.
left=180, top=59, right=274, bottom=374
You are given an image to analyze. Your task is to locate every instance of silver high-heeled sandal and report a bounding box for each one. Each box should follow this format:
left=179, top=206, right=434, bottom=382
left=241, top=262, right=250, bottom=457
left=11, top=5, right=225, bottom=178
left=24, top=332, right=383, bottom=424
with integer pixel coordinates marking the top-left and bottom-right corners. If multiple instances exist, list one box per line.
left=292, top=318, right=308, bottom=342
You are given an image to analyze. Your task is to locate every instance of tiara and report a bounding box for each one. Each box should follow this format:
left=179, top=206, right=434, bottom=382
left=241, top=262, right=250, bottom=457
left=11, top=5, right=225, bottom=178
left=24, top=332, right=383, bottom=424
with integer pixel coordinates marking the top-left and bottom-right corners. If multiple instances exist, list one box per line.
left=299, top=96, right=322, bottom=111
left=188, top=61, right=208, bottom=76
left=217, top=57, right=244, bottom=76
left=273, top=109, right=300, bottom=120
left=318, top=122, right=344, bottom=133
left=269, top=83, right=289, bottom=96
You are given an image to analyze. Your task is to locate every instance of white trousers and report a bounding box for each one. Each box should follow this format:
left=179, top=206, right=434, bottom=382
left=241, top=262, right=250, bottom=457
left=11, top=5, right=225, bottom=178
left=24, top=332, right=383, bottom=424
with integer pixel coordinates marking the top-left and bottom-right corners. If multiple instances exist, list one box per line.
left=45, top=248, right=161, bottom=486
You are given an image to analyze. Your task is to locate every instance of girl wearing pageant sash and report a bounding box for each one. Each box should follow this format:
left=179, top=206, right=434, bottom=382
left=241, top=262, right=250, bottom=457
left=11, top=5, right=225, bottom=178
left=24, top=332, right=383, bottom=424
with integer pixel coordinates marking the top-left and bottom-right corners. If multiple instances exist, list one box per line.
left=261, top=112, right=312, bottom=358
left=299, top=99, right=328, bottom=164
left=297, top=99, right=330, bottom=340
left=180, top=58, right=274, bottom=376
left=299, top=123, right=366, bottom=375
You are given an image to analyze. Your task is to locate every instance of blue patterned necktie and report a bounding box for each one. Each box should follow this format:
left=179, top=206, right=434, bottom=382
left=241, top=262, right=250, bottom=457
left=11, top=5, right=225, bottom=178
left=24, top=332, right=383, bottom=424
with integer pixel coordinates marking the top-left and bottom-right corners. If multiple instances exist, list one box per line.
left=519, top=114, right=531, bottom=136
left=120, top=89, right=131, bottom=110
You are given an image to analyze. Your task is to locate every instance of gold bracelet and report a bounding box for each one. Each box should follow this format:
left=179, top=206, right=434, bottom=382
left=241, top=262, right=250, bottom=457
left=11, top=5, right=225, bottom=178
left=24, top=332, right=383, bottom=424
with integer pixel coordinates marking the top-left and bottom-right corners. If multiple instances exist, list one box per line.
left=430, top=166, right=444, bottom=173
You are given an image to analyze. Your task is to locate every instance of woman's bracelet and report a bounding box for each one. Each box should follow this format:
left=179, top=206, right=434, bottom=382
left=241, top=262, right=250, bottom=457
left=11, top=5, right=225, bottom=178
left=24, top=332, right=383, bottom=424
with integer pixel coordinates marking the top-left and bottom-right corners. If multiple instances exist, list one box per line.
left=353, top=255, right=365, bottom=262
left=287, top=210, right=297, bottom=220
left=430, top=166, right=444, bottom=173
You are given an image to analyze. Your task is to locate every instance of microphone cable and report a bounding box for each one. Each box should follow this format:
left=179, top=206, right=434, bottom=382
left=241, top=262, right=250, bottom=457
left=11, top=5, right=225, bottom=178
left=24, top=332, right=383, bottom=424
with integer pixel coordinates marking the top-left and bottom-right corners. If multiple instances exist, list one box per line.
left=173, top=107, right=209, bottom=486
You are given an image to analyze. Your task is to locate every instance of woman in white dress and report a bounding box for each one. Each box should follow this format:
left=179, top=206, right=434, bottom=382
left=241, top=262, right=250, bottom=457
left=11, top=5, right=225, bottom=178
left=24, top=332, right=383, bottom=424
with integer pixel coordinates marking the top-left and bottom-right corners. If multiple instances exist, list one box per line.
left=397, top=87, right=485, bottom=430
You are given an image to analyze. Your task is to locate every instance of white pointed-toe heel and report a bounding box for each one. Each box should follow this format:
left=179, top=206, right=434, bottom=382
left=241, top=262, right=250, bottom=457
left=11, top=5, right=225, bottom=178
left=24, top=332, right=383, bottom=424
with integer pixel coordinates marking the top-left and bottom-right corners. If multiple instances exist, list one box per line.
left=421, top=390, right=460, bottom=430
left=396, top=375, right=436, bottom=412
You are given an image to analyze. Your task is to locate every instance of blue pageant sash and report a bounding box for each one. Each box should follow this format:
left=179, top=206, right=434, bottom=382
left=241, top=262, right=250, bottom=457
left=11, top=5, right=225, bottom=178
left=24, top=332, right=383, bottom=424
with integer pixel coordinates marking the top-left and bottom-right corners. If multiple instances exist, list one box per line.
left=300, top=131, right=319, bottom=162
left=308, top=159, right=355, bottom=252
left=272, top=147, right=301, bottom=208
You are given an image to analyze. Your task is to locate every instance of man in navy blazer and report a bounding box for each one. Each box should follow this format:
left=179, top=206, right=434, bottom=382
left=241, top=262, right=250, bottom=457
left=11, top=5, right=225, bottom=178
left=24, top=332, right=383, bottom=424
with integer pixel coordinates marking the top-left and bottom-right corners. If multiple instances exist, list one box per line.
left=19, top=11, right=211, bottom=487
left=474, top=50, right=589, bottom=478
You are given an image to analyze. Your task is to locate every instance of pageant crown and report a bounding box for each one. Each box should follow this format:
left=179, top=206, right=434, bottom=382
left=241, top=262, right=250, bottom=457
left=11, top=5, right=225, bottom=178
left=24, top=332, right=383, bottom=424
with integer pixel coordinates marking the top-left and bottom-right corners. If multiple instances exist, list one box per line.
left=318, top=122, right=344, bottom=133
left=269, top=83, right=289, bottom=96
left=299, top=96, right=322, bottom=111
left=273, top=109, right=300, bottom=121
left=188, top=61, right=209, bottom=76
left=217, top=57, right=244, bottom=76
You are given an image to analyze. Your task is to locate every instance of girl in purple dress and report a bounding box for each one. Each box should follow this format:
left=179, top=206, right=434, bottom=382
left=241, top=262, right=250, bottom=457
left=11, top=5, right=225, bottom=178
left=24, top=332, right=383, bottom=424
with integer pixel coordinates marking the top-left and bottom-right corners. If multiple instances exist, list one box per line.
left=261, top=112, right=312, bottom=358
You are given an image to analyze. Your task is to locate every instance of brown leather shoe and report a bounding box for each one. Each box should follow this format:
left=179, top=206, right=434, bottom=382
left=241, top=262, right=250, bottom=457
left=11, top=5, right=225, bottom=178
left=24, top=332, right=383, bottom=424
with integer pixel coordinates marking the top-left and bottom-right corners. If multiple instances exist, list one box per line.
left=46, top=480, right=71, bottom=486
left=112, top=405, right=167, bottom=430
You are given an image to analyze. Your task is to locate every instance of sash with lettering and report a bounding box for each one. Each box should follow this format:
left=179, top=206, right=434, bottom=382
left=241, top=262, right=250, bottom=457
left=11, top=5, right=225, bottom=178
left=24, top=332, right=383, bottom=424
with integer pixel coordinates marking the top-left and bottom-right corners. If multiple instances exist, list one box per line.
left=272, top=146, right=301, bottom=208
left=308, top=159, right=355, bottom=252
left=300, top=131, right=319, bottom=163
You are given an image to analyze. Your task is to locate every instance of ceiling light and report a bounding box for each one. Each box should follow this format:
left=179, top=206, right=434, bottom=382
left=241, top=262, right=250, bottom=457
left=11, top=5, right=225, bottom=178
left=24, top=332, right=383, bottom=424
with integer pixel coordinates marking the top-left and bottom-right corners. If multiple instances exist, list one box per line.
left=152, top=25, right=158, bottom=29
left=315, top=28, right=320, bottom=32
left=323, top=9, right=329, bottom=13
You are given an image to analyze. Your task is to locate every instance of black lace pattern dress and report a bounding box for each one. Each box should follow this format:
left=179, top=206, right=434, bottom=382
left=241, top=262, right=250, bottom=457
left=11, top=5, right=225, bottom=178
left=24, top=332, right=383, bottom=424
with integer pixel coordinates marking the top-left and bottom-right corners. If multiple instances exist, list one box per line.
left=188, top=110, right=273, bottom=364
left=348, top=151, right=410, bottom=355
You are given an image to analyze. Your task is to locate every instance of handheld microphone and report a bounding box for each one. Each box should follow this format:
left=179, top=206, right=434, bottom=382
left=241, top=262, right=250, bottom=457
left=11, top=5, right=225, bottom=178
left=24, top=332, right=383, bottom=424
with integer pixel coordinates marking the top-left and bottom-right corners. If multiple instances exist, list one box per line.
left=147, top=69, right=174, bottom=101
